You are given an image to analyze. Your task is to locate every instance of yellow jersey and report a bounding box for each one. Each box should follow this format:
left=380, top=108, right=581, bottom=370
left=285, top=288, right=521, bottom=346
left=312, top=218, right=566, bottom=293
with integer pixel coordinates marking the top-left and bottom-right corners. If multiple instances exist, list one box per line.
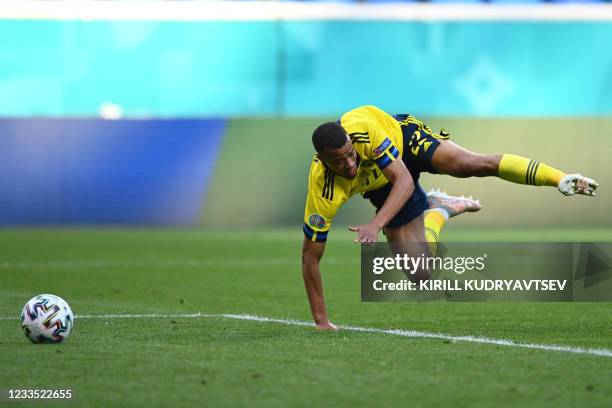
left=303, top=105, right=404, bottom=242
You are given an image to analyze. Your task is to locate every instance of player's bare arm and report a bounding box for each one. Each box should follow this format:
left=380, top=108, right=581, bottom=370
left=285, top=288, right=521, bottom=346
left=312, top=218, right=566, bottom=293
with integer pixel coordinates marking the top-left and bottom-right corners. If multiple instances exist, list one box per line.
left=348, top=159, right=414, bottom=244
left=301, top=237, right=337, bottom=330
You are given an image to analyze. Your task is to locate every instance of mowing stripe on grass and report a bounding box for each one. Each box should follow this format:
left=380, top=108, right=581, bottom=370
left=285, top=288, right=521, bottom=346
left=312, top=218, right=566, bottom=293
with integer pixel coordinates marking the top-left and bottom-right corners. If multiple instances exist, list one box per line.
left=0, top=258, right=357, bottom=269
left=2, top=312, right=611, bottom=358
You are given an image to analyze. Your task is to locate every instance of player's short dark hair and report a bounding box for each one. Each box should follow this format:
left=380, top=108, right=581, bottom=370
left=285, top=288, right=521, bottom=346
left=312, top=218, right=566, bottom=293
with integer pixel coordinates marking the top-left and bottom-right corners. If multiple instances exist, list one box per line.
left=312, top=122, right=348, bottom=154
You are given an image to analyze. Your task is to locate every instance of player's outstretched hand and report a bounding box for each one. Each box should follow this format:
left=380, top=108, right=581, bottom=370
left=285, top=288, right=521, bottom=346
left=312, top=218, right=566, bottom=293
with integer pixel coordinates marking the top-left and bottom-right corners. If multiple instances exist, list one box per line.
left=348, top=223, right=379, bottom=244
left=315, top=321, right=338, bottom=331
left=558, top=174, right=599, bottom=196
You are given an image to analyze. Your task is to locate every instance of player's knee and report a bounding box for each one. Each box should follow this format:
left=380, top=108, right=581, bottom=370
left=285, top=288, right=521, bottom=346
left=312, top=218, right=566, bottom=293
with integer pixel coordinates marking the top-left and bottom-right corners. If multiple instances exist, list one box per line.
left=477, top=154, right=502, bottom=176
left=450, top=154, right=499, bottom=178
left=407, top=266, right=433, bottom=283
left=447, top=155, right=475, bottom=178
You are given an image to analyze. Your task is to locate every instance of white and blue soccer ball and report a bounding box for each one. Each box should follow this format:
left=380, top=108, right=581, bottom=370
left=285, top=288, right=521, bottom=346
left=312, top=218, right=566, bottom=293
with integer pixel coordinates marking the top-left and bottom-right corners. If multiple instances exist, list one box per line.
left=21, top=294, right=74, bottom=344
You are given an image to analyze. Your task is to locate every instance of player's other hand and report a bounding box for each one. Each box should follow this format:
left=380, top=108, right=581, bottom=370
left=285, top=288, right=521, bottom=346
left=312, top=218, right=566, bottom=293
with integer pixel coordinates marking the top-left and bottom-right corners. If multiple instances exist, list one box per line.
left=348, top=223, right=380, bottom=244
left=558, top=174, right=599, bottom=196
left=315, top=321, right=338, bottom=331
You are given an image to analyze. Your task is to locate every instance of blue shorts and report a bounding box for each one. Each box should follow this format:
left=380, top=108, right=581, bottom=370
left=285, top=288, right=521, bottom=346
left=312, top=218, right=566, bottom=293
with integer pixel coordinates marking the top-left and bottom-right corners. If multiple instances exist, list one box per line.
left=363, top=114, right=447, bottom=229
left=363, top=181, right=430, bottom=229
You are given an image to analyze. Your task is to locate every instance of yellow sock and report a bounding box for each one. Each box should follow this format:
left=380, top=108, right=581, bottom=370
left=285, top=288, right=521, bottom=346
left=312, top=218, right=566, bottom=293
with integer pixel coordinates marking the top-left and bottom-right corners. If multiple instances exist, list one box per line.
left=424, top=209, right=447, bottom=256
left=498, top=154, right=566, bottom=187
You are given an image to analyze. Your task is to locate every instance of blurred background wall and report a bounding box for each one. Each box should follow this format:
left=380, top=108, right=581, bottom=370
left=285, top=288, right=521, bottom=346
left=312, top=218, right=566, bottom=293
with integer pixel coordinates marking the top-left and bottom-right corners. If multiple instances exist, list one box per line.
left=2, top=20, right=612, bottom=116
left=0, top=1, right=611, bottom=228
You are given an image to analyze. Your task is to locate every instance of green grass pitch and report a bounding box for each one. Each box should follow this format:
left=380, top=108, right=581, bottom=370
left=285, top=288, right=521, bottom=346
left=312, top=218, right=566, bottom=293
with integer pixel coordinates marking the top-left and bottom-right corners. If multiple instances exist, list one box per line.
left=1, top=228, right=611, bottom=407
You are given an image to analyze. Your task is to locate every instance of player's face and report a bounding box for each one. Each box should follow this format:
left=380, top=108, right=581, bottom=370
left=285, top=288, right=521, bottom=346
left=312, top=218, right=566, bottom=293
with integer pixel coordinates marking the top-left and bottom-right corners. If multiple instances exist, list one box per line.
left=321, top=139, right=360, bottom=179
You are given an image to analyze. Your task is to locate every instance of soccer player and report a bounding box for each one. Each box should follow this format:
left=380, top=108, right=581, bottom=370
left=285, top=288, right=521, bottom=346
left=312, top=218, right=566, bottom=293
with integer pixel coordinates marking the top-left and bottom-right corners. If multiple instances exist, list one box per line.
left=302, top=105, right=598, bottom=330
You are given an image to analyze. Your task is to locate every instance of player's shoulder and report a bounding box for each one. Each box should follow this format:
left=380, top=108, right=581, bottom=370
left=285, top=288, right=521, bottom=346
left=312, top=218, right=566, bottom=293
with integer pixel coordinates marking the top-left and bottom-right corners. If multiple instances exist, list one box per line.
left=340, top=106, right=374, bottom=142
left=307, top=155, right=326, bottom=182
left=309, top=154, right=324, bottom=170
left=341, top=105, right=391, bottom=133
left=306, top=155, right=343, bottom=205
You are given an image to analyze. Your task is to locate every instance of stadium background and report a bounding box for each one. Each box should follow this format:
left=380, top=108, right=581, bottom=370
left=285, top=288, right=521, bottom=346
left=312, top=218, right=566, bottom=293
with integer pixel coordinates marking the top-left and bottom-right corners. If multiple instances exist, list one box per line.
left=1, top=6, right=611, bottom=230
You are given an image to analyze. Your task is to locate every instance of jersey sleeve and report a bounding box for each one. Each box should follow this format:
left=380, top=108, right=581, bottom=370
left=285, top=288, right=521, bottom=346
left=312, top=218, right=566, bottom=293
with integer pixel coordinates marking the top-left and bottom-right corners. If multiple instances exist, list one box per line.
left=365, top=122, right=400, bottom=171
left=303, top=162, right=339, bottom=243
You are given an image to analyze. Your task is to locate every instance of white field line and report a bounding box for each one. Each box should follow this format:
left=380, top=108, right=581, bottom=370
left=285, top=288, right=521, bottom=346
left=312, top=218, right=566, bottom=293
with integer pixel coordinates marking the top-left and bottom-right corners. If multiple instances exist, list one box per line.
left=2, top=312, right=611, bottom=358
left=0, top=1, right=612, bottom=22
left=0, top=258, right=357, bottom=269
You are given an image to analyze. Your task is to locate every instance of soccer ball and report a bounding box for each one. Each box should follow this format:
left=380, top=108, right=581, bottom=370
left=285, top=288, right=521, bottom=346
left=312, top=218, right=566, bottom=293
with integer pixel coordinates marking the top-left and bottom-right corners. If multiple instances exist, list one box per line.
left=21, top=294, right=74, bottom=344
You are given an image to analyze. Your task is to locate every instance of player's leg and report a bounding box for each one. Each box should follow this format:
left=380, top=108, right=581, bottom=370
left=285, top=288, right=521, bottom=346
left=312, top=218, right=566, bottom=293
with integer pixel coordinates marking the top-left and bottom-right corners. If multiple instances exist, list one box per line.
left=383, top=214, right=432, bottom=282
left=429, top=140, right=500, bottom=178
left=383, top=190, right=480, bottom=282
left=431, top=139, right=598, bottom=196
left=365, top=183, right=480, bottom=281
left=366, top=184, right=434, bottom=281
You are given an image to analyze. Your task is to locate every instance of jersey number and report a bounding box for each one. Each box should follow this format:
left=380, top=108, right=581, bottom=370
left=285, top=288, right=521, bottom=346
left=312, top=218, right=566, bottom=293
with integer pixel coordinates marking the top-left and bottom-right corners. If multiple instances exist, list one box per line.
left=409, top=130, right=433, bottom=156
